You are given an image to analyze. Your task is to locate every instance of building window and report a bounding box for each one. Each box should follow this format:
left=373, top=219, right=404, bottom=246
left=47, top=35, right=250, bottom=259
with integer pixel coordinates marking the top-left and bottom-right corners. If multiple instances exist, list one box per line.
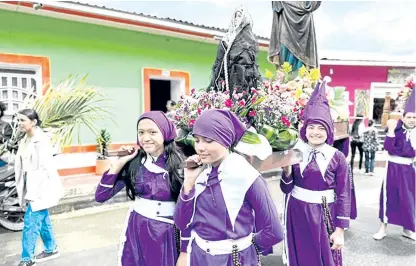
left=0, top=67, right=40, bottom=116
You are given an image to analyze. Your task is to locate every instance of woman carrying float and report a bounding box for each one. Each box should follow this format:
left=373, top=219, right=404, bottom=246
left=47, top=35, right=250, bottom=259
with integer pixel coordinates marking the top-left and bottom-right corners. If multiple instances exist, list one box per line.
left=174, top=109, right=283, bottom=266
left=281, top=82, right=351, bottom=266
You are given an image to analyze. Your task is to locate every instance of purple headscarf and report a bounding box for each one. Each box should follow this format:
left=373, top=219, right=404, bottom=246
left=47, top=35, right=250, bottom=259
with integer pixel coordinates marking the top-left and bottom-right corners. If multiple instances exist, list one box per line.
left=137, top=111, right=177, bottom=144
left=193, top=109, right=246, bottom=148
left=300, top=82, right=335, bottom=145
left=404, top=85, right=416, bottom=114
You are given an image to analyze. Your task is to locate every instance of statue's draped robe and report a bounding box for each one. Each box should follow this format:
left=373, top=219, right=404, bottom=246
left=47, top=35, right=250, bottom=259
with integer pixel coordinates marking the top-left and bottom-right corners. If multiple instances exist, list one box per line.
left=268, top=1, right=321, bottom=70
left=207, top=25, right=261, bottom=95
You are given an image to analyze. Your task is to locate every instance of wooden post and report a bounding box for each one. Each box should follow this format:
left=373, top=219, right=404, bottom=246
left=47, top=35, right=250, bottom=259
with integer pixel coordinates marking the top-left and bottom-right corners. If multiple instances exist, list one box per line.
left=381, top=92, right=391, bottom=127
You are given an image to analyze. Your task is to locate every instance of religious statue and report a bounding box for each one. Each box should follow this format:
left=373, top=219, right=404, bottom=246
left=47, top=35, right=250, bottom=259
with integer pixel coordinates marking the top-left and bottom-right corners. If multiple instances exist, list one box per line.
left=207, top=6, right=261, bottom=94
left=268, top=1, right=321, bottom=71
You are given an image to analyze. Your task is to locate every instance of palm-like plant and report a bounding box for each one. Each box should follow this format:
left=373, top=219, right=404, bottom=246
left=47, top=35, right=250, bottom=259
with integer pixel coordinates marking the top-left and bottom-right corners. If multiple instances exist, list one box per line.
left=0, top=75, right=111, bottom=155
left=96, top=129, right=111, bottom=160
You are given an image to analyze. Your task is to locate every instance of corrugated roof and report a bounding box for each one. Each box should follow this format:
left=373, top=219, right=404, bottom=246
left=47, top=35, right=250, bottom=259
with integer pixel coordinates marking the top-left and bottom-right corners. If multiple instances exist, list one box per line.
left=66, top=1, right=270, bottom=40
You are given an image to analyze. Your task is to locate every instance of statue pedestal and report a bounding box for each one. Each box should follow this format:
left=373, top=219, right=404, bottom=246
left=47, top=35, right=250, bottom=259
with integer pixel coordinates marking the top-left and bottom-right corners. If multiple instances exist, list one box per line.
left=245, top=149, right=303, bottom=173
left=334, top=120, right=350, bottom=140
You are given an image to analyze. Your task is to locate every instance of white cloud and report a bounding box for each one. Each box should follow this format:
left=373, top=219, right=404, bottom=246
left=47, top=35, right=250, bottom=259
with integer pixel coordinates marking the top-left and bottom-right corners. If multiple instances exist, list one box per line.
left=341, top=3, right=415, bottom=54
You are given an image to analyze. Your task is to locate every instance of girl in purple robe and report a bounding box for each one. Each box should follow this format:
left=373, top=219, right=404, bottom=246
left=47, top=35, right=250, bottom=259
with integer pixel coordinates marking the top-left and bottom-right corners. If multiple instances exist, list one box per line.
left=373, top=87, right=416, bottom=241
left=95, top=111, right=185, bottom=266
left=174, top=109, right=284, bottom=266
left=281, top=82, right=351, bottom=266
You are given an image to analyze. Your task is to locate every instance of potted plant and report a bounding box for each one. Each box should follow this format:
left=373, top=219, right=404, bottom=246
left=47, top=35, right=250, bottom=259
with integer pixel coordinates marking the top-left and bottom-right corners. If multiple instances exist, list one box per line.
left=96, top=129, right=111, bottom=175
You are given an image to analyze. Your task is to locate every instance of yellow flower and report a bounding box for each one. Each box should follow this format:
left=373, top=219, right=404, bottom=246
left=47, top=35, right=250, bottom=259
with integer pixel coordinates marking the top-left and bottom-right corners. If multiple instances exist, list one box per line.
left=265, top=69, right=273, bottom=79
left=308, top=68, right=321, bottom=82
left=298, top=65, right=307, bottom=78
left=295, top=88, right=303, bottom=100
left=282, top=62, right=293, bottom=74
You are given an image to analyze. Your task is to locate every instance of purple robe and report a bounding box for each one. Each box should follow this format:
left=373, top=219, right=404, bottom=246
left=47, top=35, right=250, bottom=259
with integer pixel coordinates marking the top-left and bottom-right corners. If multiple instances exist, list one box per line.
left=95, top=155, right=180, bottom=266
left=379, top=126, right=416, bottom=232
left=333, top=137, right=357, bottom=220
left=281, top=143, right=350, bottom=266
left=174, top=166, right=283, bottom=265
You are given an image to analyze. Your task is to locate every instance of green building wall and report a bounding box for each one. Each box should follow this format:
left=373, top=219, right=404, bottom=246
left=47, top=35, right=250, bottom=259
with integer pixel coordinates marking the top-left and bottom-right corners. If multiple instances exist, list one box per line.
left=0, top=9, right=273, bottom=144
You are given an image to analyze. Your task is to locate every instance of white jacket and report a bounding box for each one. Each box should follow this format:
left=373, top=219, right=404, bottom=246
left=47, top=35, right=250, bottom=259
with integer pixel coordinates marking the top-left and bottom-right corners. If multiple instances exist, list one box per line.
left=14, top=127, right=64, bottom=212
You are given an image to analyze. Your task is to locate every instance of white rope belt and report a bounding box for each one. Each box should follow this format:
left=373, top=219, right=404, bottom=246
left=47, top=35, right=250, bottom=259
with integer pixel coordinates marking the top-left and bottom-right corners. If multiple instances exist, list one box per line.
left=387, top=155, right=414, bottom=165
left=133, top=197, right=176, bottom=224
left=190, top=230, right=253, bottom=255
left=291, top=185, right=335, bottom=204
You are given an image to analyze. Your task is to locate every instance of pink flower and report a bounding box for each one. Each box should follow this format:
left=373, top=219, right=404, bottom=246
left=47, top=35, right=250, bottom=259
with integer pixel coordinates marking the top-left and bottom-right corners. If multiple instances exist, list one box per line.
left=281, top=116, right=291, bottom=127
left=249, top=110, right=257, bottom=117
left=239, top=100, right=246, bottom=106
left=250, top=88, right=258, bottom=94
left=197, top=108, right=202, bottom=115
left=225, top=99, right=233, bottom=108
left=251, top=97, right=257, bottom=104
left=191, top=88, right=196, bottom=94
left=189, top=119, right=196, bottom=127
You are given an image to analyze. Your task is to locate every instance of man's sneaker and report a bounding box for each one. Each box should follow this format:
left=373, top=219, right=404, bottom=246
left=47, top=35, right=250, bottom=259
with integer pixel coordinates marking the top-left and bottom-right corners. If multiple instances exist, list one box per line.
left=402, top=229, right=416, bottom=241
left=17, top=261, right=36, bottom=266
left=35, top=250, right=60, bottom=263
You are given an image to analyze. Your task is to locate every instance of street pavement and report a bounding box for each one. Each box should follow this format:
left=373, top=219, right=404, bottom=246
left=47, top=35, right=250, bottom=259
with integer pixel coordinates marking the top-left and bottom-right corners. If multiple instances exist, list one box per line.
left=1, top=171, right=415, bottom=266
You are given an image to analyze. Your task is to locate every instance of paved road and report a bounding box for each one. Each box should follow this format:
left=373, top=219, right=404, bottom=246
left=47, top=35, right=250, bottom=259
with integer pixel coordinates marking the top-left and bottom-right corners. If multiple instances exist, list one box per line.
left=1, top=173, right=415, bottom=266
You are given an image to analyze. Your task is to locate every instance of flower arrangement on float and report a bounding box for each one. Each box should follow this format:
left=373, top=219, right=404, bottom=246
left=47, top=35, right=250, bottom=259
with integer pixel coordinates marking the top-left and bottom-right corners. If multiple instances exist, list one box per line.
left=395, top=73, right=416, bottom=112
left=171, top=62, right=350, bottom=153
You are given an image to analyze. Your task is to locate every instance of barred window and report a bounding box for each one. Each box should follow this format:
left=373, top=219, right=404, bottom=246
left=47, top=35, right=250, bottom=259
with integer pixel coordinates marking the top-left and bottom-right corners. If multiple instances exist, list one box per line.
left=0, top=67, right=40, bottom=116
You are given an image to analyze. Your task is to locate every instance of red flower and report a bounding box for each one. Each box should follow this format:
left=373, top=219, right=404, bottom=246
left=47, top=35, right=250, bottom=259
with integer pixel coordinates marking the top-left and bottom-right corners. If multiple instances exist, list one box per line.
left=189, top=119, right=196, bottom=127
left=405, top=80, right=415, bottom=89
left=293, top=107, right=298, bottom=112
left=225, top=99, right=233, bottom=108
left=197, top=108, right=202, bottom=115
left=249, top=110, right=257, bottom=117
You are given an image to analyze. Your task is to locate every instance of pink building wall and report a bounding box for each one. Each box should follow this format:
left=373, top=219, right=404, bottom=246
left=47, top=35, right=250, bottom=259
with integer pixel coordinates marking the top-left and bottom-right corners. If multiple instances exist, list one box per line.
left=320, top=65, right=390, bottom=117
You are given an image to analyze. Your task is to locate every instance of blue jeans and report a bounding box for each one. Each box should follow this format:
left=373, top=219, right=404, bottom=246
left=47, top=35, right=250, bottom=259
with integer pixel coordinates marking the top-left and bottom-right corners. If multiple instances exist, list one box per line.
left=21, top=204, right=57, bottom=261
left=365, top=151, right=376, bottom=173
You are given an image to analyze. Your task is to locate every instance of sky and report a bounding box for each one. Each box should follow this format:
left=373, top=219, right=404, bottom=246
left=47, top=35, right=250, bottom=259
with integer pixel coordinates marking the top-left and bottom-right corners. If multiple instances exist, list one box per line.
left=83, top=1, right=416, bottom=60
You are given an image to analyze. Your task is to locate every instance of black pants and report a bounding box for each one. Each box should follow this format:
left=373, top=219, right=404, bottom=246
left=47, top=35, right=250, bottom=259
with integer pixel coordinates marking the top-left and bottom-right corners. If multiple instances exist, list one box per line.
left=350, top=141, right=364, bottom=170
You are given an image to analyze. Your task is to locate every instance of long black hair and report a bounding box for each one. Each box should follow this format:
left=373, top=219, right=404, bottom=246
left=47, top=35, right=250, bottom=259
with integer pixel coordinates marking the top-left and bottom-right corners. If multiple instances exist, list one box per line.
left=0, top=102, right=6, bottom=118
left=351, top=116, right=363, bottom=136
left=117, top=140, right=184, bottom=202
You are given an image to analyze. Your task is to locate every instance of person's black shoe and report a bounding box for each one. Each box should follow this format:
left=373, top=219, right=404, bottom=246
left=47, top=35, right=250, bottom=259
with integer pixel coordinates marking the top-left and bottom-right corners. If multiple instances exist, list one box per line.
left=35, top=249, right=60, bottom=263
